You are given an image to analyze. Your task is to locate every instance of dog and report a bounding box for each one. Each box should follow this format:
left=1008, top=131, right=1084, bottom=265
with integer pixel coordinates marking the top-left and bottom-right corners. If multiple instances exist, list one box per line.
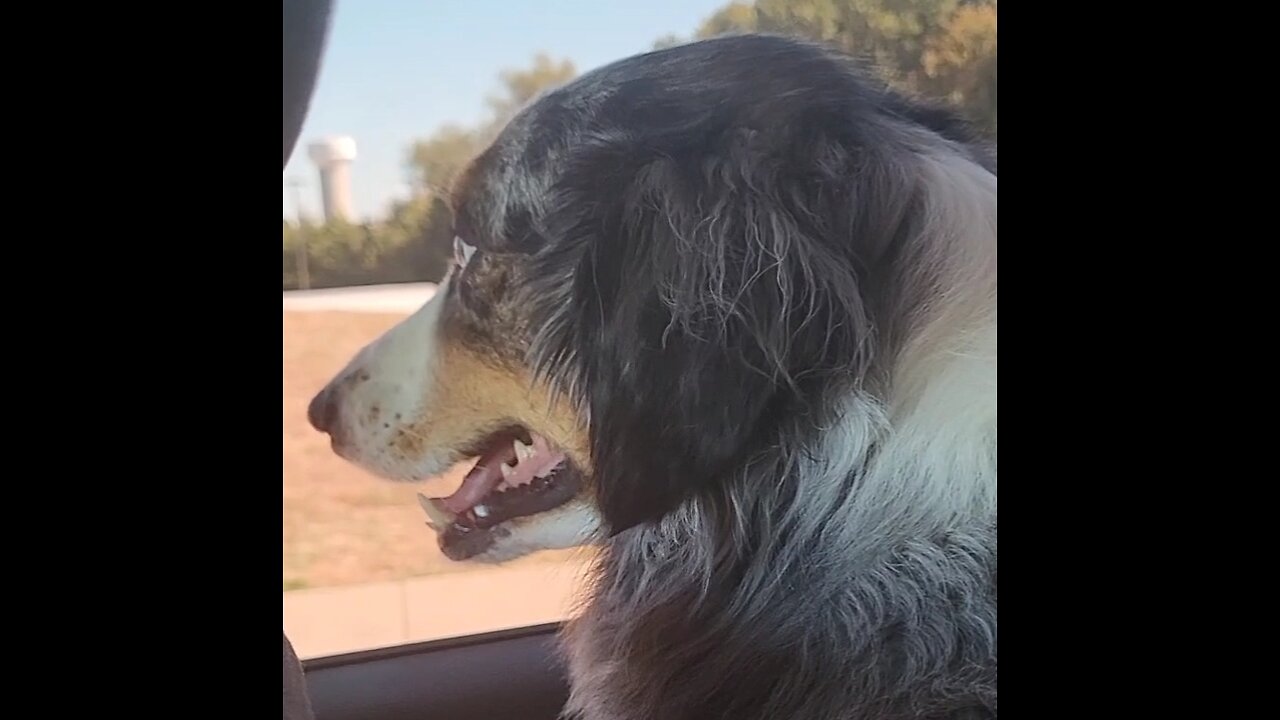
left=307, top=34, right=997, bottom=720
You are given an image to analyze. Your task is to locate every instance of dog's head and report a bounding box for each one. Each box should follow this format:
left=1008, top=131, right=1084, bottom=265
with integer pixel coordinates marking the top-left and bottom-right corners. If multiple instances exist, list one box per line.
left=307, top=35, right=997, bottom=563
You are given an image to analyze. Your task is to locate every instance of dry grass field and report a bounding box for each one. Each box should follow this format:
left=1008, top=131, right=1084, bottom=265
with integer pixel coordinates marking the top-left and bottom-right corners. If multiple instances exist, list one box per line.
left=283, top=310, right=577, bottom=590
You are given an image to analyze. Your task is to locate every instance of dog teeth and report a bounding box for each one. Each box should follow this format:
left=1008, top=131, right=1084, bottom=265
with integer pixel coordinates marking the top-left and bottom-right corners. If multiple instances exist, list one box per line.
left=474, top=504, right=489, bottom=519
left=534, top=461, right=563, bottom=479
left=514, top=439, right=535, bottom=462
left=416, top=493, right=456, bottom=530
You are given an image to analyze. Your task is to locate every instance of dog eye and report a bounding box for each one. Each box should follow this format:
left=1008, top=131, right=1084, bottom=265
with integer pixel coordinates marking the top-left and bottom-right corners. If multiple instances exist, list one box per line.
left=453, top=236, right=478, bottom=268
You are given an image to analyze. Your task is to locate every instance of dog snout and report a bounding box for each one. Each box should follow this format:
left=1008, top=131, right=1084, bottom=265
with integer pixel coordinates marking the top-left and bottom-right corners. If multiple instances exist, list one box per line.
left=307, top=384, right=340, bottom=434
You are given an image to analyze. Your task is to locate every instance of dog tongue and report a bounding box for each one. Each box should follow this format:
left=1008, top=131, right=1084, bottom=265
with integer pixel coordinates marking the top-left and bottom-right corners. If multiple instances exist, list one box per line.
left=440, top=442, right=516, bottom=514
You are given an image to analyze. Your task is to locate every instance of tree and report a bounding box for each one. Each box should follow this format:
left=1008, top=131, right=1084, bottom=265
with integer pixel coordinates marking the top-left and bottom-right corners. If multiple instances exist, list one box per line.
left=485, top=53, right=577, bottom=130
left=697, top=2, right=759, bottom=37
left=383, top=194, right=454, bottom=283
left=407, top=53, right=577, bottom=198
left=652, top=34, right=686, bottom=51
left=692, top=0, right=995, bottom=137
left=751, top=0, right=960, bottom=85
left=395, top=54, right=578, bottom=288
left=408, top=124, right=481, bottom=197
left=922, top=2, right=996, bottom=134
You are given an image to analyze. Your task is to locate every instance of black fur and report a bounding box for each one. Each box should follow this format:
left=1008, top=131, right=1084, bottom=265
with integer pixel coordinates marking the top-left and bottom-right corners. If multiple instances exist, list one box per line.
left=455, top=34, right=998, bottom=720
left=458, top=35, right=989, bottom=531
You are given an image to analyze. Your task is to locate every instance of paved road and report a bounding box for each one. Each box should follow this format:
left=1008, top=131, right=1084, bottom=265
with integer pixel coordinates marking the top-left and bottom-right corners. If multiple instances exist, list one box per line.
left=283, top=282, right=437, bottom=314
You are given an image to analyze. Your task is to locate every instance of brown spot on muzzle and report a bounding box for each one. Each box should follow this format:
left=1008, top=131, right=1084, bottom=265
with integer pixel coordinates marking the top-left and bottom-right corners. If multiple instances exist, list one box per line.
left=393, top=426, right=423, bottom=455
left=394, top=339, right=592, bottom=477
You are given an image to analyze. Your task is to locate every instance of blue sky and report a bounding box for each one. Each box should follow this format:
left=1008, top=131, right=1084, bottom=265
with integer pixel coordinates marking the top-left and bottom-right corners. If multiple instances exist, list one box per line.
left=284, top=0, right=728, bottom=221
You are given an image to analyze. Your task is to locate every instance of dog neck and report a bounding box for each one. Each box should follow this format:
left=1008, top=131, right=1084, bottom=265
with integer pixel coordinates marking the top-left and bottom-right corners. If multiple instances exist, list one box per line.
left=565, top=361, right=998, bottom=719
left=564, top=145, right=998, bottom=720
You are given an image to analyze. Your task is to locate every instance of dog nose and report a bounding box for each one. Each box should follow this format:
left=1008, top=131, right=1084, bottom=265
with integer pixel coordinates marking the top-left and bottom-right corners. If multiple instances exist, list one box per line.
left=308, top=385, right=339, bottom=434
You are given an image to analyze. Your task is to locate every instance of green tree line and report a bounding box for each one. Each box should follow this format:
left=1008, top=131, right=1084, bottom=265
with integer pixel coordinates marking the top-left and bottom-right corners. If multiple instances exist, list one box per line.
left=284, top=0, right=996, bottom=291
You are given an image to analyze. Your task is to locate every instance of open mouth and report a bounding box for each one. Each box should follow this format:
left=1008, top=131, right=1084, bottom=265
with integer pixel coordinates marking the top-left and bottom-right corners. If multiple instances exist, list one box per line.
left=417, top=426, right=583, bottom=561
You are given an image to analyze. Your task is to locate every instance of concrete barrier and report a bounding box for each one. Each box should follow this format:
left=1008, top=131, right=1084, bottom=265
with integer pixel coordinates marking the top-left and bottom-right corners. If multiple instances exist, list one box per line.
left=282, top=282, right=437, bottom=314
left=283, top=560, right=591, bottom=659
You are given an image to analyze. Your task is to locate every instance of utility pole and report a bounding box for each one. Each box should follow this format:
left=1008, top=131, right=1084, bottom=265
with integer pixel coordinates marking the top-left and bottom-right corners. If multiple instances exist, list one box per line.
left=285, top=177, right=311, bottom=290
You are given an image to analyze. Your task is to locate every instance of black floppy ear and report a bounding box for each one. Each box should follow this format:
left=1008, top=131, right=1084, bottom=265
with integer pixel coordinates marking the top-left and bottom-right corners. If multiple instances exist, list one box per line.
left=535, top=129, right=896, bottom=533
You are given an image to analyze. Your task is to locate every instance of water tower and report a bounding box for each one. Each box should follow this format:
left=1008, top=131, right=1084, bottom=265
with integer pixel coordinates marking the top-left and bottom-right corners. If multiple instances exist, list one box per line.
left=307, top=135, right=357, bottom=222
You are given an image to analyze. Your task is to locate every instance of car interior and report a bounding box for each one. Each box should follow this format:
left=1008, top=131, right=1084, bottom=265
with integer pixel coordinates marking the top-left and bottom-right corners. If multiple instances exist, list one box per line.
left=301, top=624, right=569, bottom=720
left=283, top=4, right=572, bottom=718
